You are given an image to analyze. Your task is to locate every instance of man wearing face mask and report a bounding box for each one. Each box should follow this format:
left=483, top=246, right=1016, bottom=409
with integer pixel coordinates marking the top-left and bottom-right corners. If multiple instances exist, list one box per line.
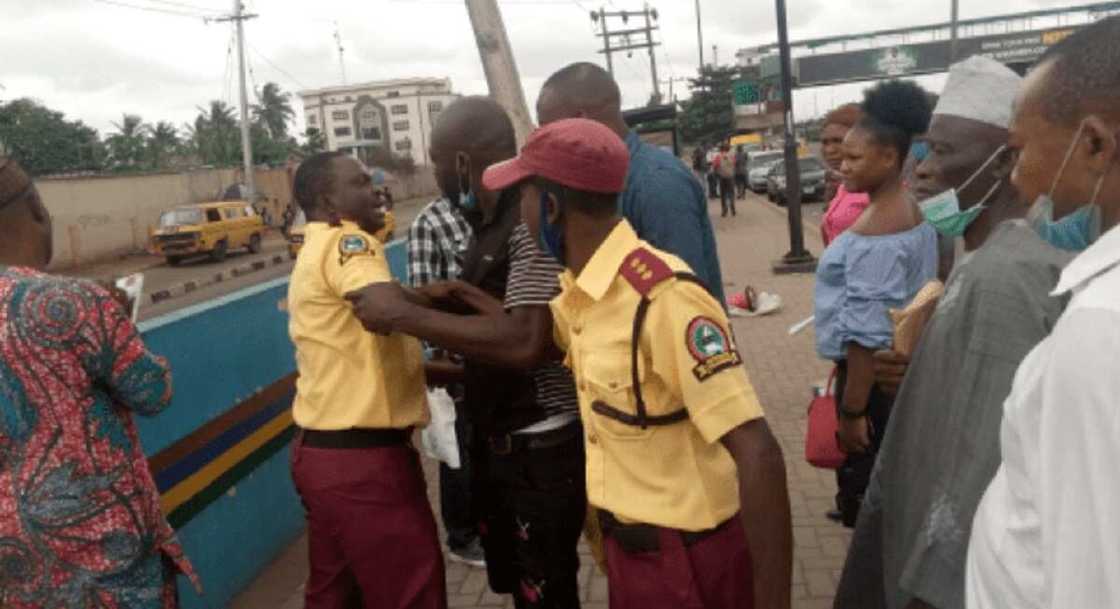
left=349, top=96, right=587, bottom=609
left=832, top=55, right=1072, bottom=609
left=966, top=16, right=1120, bottom=609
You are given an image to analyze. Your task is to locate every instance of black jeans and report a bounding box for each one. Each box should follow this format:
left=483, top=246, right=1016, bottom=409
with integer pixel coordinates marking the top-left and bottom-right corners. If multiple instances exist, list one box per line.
left=707, top=172, right=720, bottom=199
left=735, top=174, right=748, bottom=198
left=477, top=424, right=587, bottom=609
left=833, top=361, right=894, bottom=528
left=440, top=398, right=478, bottom=551
left=719, top=178, right=737, bottom=216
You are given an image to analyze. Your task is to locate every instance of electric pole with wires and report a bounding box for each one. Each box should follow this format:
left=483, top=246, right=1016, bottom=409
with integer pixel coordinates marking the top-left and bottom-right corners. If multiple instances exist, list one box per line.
left=591, top=3, right=663, bottom=104
left=214, top=0, right=258, bottom=205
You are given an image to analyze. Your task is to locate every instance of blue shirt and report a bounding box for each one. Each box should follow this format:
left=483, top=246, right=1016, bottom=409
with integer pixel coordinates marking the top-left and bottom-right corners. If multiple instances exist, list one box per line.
left=621, top=132, right=725, bottom=303
left=814, top=223, right=939, bottom=361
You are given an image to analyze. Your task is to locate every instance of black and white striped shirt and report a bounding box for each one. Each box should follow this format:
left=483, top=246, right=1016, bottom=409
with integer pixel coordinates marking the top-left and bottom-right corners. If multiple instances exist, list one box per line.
left=505, top=223, right=580, bottom=423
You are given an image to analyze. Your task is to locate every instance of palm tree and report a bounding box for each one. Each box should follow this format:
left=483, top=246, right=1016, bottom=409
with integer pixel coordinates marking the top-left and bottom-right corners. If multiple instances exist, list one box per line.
left=190, top=101, right=240, bottom=166
left=147, top=121, right=179, bottom=169
left=107, top=114, right=149, bottom=169
left=253, top=82, right=295, bottom=141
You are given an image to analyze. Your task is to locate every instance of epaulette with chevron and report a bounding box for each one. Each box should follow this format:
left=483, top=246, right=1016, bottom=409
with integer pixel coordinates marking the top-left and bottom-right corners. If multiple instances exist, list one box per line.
left=619, top=247, right=674, bottom=297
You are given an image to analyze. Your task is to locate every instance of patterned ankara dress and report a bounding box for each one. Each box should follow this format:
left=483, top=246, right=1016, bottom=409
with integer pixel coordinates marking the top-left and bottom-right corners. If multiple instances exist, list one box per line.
left=0, top=267, right=198, bottom=609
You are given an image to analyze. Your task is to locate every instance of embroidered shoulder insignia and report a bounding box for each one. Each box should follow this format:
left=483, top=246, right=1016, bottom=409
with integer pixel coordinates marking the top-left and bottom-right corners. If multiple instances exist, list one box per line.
left=686, top=316, right=743, bottom=381
left=338, top=234, right=374, bottom=265
left=619, top=248, right=673, bottom=296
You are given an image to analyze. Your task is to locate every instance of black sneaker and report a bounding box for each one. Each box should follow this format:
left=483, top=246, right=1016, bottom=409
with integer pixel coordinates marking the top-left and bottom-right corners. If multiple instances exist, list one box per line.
left=448, top=539, right=486, bottom=569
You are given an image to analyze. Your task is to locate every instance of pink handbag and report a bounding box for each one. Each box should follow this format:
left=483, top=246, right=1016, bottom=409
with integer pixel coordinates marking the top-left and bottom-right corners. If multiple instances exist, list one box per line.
left=805, top=367, right=846, bottom=469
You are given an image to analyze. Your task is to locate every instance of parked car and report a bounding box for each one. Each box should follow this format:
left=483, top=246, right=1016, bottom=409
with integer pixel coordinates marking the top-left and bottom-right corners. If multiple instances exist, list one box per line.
left=150, top=201, right=264, bottom=265
left=747, top=150, right=785, bottom=193
left=766, top=157, right=828, bottom=206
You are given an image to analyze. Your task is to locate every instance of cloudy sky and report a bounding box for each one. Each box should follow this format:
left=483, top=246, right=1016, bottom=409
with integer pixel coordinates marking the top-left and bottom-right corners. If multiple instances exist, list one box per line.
left=0, top=0, right=1091, bottom=138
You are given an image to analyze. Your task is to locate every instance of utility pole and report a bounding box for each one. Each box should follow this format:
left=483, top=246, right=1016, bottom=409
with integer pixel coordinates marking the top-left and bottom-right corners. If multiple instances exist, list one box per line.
left=712, top=44, right=719, bottom=67
left=695, top=0, right=705, bottom=69
left=215, top=1, right=258, bottom=205
left=334, top=22, right=348, bottom=85
left=464, top=0, right=534, bottom=144
left=949, top=0, right=960, bottom=63
left=772, top=0, right=815, bottom=273
left=592, top=5, right=662, bottom=105
left=660, top=76, right=689, bottom=102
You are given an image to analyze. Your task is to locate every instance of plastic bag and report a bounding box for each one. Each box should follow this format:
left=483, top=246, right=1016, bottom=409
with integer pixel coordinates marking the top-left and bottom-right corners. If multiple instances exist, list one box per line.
left=421, top=388, right=460, bottom=469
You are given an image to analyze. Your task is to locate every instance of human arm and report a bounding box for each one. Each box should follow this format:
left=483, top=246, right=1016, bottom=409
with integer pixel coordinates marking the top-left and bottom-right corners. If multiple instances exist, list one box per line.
left=425, top=358, right=465, bottom=386
left=872, top=349, right=910, bottom=396
left=87, top=282, right=173, bottom=416
left=839, top=343, right=875, bottom=453
left=721, top=420, right=793, bottom=609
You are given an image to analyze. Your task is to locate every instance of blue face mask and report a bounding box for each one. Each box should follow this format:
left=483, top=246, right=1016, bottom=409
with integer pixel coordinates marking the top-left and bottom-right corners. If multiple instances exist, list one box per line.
left=538, top=191, right=565, bottom=262
left=458, top=190, right=478, bottom=212
left=918, top=145, right=1006, bottom=238
left=1028, top=120, right=1107, bottom=252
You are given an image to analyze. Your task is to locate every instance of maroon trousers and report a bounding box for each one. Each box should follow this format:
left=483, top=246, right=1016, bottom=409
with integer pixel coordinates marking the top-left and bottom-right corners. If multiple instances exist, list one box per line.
left=604, top=517, right=754, bottom=609
left=291, top=439, right=447, bottom=609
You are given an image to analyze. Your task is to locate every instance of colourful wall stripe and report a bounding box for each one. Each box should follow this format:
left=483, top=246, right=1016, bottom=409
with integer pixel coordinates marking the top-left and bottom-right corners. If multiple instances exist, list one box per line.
left=149, top=373, right=298, bottom=527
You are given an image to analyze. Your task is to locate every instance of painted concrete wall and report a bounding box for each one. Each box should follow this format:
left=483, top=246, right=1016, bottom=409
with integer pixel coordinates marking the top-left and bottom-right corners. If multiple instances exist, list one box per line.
left=136, top=239, right=409, bottom=609
left=36, top=167, right=437, bottom=270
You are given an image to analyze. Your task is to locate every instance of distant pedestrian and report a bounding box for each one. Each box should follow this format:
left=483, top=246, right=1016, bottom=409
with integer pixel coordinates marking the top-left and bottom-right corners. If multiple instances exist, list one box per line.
left=715, top=143, right=737, bottom=217
left=706, top=146, right=720, bottom=199
left=537, top=62, right=726, bottom=303
left=734, top=145, right=749, bottom=199
left=0, top=157, right=200, bottom=609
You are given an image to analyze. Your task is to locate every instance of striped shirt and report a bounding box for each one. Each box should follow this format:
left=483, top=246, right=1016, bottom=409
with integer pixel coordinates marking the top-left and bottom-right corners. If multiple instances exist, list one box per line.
left=505, top=223, right=580, bottom=422
left=407, top=197, right=473, bottom=288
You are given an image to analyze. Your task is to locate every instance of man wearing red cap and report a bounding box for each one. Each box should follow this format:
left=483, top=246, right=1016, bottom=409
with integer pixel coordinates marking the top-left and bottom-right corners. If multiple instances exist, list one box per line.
left=476, top=118, right=793, bottom=609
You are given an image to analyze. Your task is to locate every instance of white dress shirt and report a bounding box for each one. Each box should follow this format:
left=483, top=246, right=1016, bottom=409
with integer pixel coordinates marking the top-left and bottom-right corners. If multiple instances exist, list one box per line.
left=967, top=223, right=1120, bottom=609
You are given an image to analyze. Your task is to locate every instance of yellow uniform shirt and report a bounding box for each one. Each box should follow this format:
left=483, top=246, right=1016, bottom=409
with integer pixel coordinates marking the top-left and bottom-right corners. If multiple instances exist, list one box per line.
left=551, top=220, right=764, bottom=532
left=374, top=211, right=396, bottom=243
left=289, top=220, right=428, bottom=431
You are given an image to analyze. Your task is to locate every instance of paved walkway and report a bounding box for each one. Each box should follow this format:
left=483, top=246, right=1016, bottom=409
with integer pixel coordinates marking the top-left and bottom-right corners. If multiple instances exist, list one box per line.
left=230, top=193, right=846, bottom=609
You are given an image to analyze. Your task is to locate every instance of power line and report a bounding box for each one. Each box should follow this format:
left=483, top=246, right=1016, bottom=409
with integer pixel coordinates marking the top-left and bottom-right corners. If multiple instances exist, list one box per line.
left=92, top=0, right=212, bottom=19
left=140, top=0, right=225, bottom=14
left=248, top=44, right=309, bottom=90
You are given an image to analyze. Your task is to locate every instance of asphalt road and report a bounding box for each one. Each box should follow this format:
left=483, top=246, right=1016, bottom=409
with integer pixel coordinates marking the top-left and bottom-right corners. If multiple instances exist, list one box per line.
left=69, top=196, right=433, bottom=322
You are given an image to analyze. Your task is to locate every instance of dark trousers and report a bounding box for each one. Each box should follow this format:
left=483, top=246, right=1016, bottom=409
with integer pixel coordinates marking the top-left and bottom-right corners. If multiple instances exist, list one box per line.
left=476, top=424, right=587, bottom=609
left=440, top=409, right=477, bottom=551
left=719, top=178, right=737, bottom=216
left=706, top=172, right=719, bottom=199
left=834, top=361, right=894, bottom=528
left=735, top=175, right=748, bottom=198
left=292, top=438, right=447, bottom=609
left=604, top=516, right=754, bottom=609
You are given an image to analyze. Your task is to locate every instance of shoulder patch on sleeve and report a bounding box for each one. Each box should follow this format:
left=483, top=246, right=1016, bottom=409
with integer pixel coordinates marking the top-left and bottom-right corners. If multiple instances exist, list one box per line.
left=619, top=248, right=673, bottom=296
left=338, top=234, right=375, bottom=265
left=686, top=316, right=743, bottom=381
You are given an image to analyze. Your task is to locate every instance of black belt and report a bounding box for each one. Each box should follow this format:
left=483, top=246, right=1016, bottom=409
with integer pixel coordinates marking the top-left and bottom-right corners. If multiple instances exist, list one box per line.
left=300, top=427, right=412, bottom=449
left=487, top=421, right=582, bottom=456
left=598, top=509, right=734, bottom=554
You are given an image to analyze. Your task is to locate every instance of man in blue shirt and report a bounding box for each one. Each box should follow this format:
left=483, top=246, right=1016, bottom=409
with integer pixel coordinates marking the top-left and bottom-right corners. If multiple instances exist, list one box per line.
left=536, top=62, right=726, bottom=303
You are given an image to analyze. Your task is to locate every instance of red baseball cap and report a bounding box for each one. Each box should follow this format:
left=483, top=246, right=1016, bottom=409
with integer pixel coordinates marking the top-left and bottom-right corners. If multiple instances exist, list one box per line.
left=482, top=118, right=630, bottom=194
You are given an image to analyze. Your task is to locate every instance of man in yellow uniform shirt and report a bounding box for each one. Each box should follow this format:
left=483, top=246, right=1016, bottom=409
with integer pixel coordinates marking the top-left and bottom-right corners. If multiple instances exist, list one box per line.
left=480, top=119, right=793, bottom=609
left=288, top=151, right=446, bottom=609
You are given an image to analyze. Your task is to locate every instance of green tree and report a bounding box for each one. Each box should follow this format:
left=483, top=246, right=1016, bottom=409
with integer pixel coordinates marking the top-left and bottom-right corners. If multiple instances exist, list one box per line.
left=679, top=65, right=740, bottom=145
left=300, top=127, right=327, bottom=156
left=106, top=114, right=150, bottom=170
left=188, top=101, right=240, bottom=166
left=146, top=121, right=180, bottom=169
left=253, top=82, right=295, bottom=141
left=0, top=98, right=104, bottom=176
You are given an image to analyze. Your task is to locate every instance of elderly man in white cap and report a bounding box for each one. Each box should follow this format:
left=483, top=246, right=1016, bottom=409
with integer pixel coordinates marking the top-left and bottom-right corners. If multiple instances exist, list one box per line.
left=831, top=55, right=1073, bottom=609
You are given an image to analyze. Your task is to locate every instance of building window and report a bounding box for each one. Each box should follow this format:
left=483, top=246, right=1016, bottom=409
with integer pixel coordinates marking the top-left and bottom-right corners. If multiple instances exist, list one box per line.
left=307, top=113, right=318, bottom=126
left=393, top=120, right=410, bottom=132
left=361, top=127, right=382, bottom=141
left=428, top=101, right=443, bottom=113
left=391, top=104, right=408, bottom=115
left=332, top=110, right=350, bottom=121
left=334, top=127, right=352, bottom=137
left=395, top=138, right=412, bottom=152
left=359, top=108, right=378, bottom=121
left=387, top=91, right=400, bottom=98
left=344, top=96, right=353, bottom=102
